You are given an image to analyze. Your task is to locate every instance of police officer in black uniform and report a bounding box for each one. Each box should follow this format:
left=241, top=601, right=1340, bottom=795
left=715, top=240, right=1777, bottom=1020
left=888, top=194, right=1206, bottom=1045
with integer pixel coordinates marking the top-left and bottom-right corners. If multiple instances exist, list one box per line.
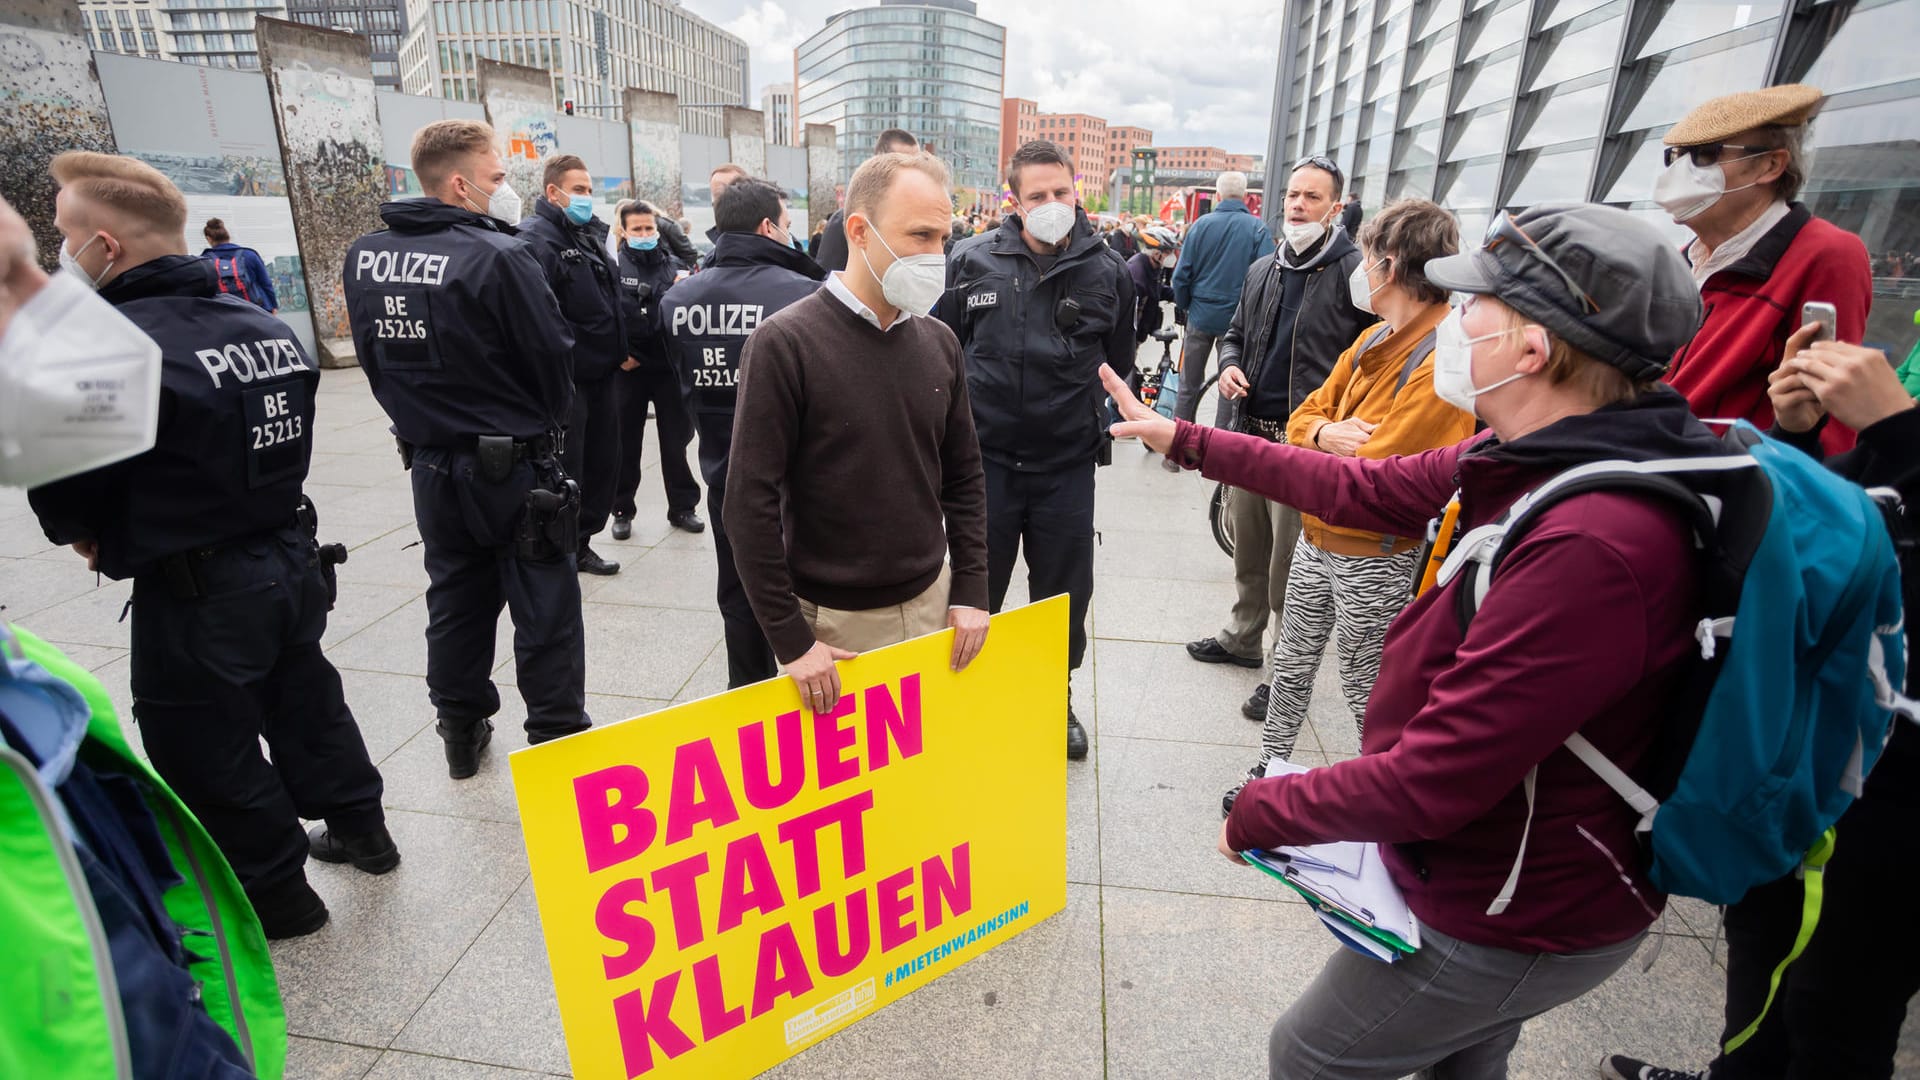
left=940, top=139, right=1136, bottom=761
left=29, top=151, right=393, bottom=940
left=610, top=198, right=702, bottom=538
left=518, top=153, right=626, bottom=576
left=342, top=119, right=589, bottom=779
left=661, top=177, right=824, bottom=687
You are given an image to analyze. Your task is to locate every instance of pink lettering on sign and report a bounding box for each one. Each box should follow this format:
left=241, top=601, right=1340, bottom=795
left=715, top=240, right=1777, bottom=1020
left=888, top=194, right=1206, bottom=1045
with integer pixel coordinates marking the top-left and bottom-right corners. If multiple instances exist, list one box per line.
left=812, top=888, right=871, bottom=978
left=921, top=842, right=973, bottom=932
left=875, top=868, right=917, bottom=952
left=611, top=970, right=696, bottom=1078
left=649, top=851, right=710, bottom=950
left=716, top=833, right=786, bottom=933
left=864, top=674, right=923, bottom=769
left=574, top=765, right=656, bottom=874
left=750, top=923, right=816, bottom=1018
left=811, top=694, right=861, bottom=789
left=595, top=877, right=656, bottom=980
left=775, top=790, right=874, bottom=899
left=739, top=710, right=806, bottom=810
left=689, top=954, right=745, bottom=1041
left=665, top=738, right=740, bottom=844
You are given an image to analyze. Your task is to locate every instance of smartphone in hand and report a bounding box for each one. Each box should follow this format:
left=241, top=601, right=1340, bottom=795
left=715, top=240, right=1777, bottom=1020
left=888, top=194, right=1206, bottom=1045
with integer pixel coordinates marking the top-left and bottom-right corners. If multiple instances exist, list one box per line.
left=1802, top=301, right=1837, bottom=343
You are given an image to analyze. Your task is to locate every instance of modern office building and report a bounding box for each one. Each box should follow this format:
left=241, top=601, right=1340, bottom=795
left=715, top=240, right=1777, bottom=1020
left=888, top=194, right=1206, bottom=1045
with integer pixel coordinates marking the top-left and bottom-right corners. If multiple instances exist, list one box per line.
left=1266, top=0, right=1919, bottom=346
left=399, top=0, right=749, bottom=137
left=762, top=82, right=795, bottom=145
left=794, top=0, right=1007, bottom=193
left=286, top=0, right=406, bottom=86
left=77, top=0, right=174, bottom=60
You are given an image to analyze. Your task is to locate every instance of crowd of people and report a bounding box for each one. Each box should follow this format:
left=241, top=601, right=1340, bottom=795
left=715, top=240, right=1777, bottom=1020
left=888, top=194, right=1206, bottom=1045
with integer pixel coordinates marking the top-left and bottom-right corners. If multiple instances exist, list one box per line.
left=1, top=73, right=1917, bottom=1078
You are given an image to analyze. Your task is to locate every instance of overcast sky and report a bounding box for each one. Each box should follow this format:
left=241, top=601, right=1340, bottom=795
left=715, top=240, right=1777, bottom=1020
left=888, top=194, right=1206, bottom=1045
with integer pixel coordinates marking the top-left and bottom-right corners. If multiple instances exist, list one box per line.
left=701, top=0, right=1284, bottom=156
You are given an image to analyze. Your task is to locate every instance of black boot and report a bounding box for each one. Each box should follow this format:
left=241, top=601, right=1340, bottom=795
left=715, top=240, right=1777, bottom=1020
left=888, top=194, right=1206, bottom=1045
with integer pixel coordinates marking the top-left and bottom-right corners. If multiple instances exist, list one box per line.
left=438, top=717, right=493, bottom=779
left=308, top=823, right=401, bottom=874
left=610, top=513, right=632, bottom=541
left=1067, top=706, right=1089, bottom=760
left=577, top=545, right=620, bottom=575
left=1242, top=683, right=1270, bottom=722
left=250, top=875, right=329, bottom=940
left=668, top=509, right=705, bottom=533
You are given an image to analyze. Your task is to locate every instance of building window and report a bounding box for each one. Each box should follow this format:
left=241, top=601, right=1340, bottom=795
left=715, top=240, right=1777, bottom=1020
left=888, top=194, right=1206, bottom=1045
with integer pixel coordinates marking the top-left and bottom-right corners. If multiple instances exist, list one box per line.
left=120, top=30, right=137, bottom=49
left=141, top=30, right=157, bottom=50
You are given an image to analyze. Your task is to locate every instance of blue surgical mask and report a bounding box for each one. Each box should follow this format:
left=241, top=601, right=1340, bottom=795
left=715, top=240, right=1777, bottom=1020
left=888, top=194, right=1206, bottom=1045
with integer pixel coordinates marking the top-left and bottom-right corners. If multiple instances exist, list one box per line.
left=627, top=236, right=658, bottom=251
left=565, top=194, right=595, bottom=225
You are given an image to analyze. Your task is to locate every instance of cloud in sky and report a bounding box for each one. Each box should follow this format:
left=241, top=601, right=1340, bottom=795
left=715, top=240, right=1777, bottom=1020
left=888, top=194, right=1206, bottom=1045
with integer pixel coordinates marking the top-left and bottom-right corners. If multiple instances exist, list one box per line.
left=711, top=0, right=1282, bottom=155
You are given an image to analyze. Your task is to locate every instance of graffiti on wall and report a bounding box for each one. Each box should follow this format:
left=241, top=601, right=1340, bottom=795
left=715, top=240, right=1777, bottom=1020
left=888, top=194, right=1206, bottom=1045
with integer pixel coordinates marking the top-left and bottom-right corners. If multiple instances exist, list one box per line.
left=480, top=59, right=561, bottom=206
left=0, top=12, right=117, bottom=270
left=626, top=89, right=682, bottom=219
left=258, top=20, right=386, bottom=363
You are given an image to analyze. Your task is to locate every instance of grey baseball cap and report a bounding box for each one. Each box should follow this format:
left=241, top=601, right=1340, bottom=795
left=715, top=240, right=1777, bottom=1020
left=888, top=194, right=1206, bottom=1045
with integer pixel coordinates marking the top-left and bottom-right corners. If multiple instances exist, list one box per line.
left=1423, top=202, right=1702, bottom=381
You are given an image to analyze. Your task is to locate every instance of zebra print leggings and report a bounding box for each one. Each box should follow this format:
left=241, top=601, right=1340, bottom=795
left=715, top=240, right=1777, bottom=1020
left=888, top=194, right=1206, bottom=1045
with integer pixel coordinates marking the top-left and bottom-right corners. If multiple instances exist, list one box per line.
left=1260, top=536, right=1421, bottom=763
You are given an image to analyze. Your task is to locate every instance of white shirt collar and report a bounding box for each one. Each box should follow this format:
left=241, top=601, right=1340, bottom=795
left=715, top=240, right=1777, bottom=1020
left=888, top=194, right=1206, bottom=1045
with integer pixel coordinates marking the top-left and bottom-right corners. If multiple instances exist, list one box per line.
left=1687, top=200, right=1790, bottom=288
left=826, top=271, right=911, bottom=332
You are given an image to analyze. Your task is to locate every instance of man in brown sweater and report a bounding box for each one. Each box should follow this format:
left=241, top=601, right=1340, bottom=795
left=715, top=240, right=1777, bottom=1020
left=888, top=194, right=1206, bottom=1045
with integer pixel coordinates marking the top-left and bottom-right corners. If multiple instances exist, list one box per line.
left=725, top=151, right=991, bottom=711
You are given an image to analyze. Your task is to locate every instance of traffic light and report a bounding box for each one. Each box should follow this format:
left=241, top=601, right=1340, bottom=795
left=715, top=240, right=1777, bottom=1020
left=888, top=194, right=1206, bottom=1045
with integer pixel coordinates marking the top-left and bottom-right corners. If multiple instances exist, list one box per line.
left=563, top=98, right=575, bottom=116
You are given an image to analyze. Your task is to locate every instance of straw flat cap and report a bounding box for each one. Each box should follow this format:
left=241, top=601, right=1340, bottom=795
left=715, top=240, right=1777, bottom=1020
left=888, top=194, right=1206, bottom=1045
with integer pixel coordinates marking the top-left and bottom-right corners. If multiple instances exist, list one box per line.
left=1665, top=84, right=1823, bottom=146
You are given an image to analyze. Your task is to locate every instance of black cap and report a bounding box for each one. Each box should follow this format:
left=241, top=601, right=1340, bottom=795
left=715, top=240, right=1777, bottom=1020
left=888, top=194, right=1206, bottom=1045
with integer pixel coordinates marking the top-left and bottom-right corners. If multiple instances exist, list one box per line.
left=1423, top=202, right=1702, bottom=381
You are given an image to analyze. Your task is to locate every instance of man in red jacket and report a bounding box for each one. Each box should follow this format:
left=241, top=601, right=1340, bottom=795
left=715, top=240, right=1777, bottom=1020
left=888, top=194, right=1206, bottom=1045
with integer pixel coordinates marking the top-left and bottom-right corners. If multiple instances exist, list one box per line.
left=1104, top=201, right=1720, bottom=1078
left=1656, top=83, right=1871, bottom=455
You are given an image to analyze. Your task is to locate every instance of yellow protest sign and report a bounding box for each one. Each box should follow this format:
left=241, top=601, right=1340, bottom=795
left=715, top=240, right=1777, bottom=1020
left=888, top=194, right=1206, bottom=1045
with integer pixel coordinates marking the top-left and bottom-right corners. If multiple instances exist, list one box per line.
left=510, top=596, right=1069, bottom=1079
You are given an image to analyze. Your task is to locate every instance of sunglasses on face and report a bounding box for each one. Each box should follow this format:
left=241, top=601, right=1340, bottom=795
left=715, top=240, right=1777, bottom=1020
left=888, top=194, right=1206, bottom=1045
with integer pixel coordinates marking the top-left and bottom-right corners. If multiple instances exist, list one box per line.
left=1483, top=211, right=1600, bottom=315
left=1663, top=143, right=1773, bottom=169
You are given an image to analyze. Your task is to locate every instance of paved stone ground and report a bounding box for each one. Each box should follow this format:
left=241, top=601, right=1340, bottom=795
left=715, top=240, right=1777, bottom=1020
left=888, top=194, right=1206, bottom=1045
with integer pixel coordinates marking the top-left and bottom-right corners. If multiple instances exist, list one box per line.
left=3, top=345, right=1915, bottom=1080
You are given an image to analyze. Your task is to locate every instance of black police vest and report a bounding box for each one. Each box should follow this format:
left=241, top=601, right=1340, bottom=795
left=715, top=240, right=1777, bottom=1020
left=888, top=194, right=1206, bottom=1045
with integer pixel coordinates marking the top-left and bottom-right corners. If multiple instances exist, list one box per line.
left=116, top=294, right=317, bottom=572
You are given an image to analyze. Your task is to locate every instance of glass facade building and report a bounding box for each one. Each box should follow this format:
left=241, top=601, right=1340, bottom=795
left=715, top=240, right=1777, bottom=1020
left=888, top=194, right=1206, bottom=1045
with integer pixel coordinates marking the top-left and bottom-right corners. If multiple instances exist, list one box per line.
left=1267, top=0, right=1920, bottom=348
left=399, top=0, right=749, bottom=137
left=794, top=0, right=1006, bottom=193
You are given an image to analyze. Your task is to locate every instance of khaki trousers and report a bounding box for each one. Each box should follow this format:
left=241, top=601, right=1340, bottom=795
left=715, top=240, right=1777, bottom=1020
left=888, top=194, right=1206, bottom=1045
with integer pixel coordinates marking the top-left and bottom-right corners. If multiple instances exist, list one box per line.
left=801, top=564, right=952, bottom=653
left=1217, top=493, right=1304, bottom=662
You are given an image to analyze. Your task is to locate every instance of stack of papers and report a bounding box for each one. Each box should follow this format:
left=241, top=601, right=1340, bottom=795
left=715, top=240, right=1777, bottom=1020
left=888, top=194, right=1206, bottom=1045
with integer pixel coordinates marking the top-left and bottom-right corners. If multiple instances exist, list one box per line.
left=1240, top=761, right=1421, bottom=962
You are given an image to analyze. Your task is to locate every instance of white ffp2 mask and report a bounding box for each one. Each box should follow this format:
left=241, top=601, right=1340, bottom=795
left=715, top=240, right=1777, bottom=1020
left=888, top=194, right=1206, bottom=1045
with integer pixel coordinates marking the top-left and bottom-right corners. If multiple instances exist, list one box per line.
left=0, top=272, right=162, bottom=488
left=856, top=217, right=946, bottom=317
left=1431, top=307, right=1526, bottom=418
left=1023, top=202, right=1076, bottom=246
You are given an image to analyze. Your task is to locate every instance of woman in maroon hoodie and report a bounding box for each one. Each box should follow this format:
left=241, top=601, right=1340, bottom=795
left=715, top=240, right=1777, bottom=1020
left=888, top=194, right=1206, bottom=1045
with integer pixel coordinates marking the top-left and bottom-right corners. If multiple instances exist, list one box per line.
left=1102, top=202, right=1723, bottom=1078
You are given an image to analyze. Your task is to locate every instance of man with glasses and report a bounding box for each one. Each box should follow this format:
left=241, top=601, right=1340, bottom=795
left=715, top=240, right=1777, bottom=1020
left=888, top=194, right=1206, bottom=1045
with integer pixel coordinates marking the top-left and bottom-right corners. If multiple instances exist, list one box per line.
left=1184, top=155, right=1371, bottom=727
left=1656, top=83, right=1871, bottom=455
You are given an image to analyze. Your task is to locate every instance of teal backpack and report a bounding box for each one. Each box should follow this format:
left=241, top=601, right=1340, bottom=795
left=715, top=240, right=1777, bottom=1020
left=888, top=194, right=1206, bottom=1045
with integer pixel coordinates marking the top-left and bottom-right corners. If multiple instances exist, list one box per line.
left=1438, top=419, right=1910, bottom=912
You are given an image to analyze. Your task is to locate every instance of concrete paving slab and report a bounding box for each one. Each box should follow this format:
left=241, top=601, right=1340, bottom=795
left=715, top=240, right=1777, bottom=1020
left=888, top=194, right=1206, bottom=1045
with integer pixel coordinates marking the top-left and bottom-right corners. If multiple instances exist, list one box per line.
left=1097, top=735, right=1294, bottom=902
left=286, top=1035, right=382, bottom=1080
left=1102, top=886, right=1323, bottom=1080
left=391, top=879, right=571, bottom=1075
left=1094, top=637, right=1266, bottom=748
left=763, top=884, right=1106, bottom=1080
left=274, top=809, right=529, bottom=1047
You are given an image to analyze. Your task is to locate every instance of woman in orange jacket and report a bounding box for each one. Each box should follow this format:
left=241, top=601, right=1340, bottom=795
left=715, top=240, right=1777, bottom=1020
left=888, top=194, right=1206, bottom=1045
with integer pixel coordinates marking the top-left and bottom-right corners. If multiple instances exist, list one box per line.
left=1224, top=199, right=1476, bottom=815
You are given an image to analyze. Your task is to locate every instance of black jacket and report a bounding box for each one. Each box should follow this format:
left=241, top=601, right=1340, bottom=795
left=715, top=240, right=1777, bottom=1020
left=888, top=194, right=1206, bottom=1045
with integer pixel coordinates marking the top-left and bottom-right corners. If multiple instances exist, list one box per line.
left=343, top=198, right=575, bottom=447
left=616, top=242, right=685, bottom=370
left=518, top=197, right=627, bottom=384
left=30, top=255, right=317, bottom=579
left=941, top=209, right=1137, bottom=472
left=1218, top=228, right=1371, bottom=424
left=815, top=209, right=850, bottom=273
left=660, top=231, right=826, bottom=491
left=655, top=215, right=699, bottom=265
left=1774, top=407, right=1920, bottom=802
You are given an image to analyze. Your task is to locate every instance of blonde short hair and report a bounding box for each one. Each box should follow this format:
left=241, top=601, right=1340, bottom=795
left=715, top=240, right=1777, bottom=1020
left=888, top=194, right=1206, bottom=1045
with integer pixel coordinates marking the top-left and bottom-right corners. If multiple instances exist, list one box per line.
left=410, top=119, right=496, bottom=191
left=845, top=151, right=950, bottom=219
left=49, top=151, right=186, bottom=235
